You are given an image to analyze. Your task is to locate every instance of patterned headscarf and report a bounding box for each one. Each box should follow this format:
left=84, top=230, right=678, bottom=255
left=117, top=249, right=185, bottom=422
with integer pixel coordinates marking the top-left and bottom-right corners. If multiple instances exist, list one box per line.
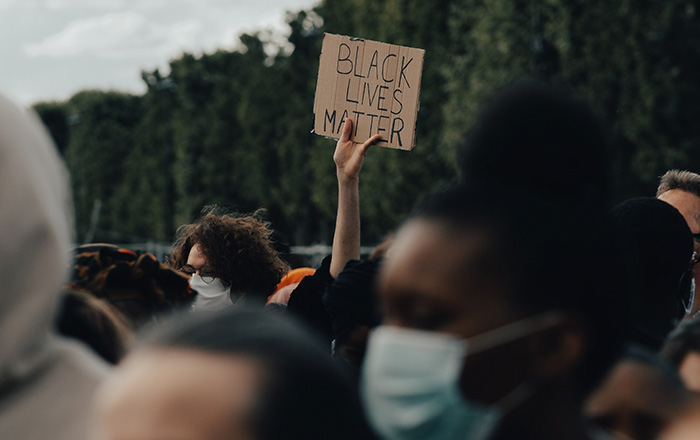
left=67, top=243, right=195, bottom=327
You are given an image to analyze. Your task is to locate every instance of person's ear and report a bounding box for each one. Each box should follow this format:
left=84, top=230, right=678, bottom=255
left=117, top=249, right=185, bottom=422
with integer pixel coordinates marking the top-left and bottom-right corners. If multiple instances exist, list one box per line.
left=528, top=314, right=587, bottom=379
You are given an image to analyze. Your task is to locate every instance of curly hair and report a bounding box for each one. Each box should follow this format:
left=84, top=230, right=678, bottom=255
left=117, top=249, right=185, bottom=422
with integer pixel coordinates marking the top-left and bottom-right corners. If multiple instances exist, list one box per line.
left=168, top=206, right=290, bottom=300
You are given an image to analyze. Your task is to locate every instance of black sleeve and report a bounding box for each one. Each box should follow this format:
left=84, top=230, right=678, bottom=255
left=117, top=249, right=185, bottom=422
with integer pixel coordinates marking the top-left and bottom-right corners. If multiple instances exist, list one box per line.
left=286, top=255, right=335, bottom=345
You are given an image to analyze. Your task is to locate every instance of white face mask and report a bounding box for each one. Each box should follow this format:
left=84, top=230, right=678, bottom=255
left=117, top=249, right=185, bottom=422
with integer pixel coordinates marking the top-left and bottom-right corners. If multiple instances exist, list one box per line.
left=361, top=313, right=561, bottom=440
left=190, top=274, right=233, bottom=312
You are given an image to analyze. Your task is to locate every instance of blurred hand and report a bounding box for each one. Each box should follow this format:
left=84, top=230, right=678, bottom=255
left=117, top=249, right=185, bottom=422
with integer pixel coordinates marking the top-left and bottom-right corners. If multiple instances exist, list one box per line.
left=333, top=118, right=382, bottom=182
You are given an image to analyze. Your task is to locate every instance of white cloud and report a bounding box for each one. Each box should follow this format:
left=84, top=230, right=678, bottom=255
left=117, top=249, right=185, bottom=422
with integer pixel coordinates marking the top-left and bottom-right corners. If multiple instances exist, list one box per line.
left=0, top=0, right=19, bottom=10
left=3, top=0, right=318, bottom=105
left=43, top=0, right=125, bottom=10
left=24, top=12, right=203, bottom=59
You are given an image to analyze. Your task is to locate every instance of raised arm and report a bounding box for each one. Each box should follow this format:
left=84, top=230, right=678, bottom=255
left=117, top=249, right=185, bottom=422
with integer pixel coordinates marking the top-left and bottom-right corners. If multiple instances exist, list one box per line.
left=329, top=118, right=381, bottom=279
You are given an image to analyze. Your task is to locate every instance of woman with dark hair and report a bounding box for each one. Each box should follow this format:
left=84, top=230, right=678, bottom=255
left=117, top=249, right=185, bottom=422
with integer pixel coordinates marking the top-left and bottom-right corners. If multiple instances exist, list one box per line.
left=168, top=207, right=290, bottom=310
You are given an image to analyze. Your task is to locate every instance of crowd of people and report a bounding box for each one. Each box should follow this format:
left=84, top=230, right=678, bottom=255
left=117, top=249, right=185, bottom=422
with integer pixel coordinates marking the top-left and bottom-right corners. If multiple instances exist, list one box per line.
left=3, top=80, right=700, bottom=440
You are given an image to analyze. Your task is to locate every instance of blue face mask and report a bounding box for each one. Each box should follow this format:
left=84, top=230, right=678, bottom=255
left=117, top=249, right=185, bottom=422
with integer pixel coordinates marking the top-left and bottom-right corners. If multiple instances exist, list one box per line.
left=360, top=313, right=561, bottom=440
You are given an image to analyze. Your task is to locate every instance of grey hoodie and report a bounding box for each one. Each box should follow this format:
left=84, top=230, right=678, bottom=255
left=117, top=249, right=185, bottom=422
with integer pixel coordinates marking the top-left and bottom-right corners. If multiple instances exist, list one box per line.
left=0, top=93, right=109, bottom=439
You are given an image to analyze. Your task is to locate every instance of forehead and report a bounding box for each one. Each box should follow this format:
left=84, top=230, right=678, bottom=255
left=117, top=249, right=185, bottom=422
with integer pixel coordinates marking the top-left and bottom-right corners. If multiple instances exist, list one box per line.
left=187, top=244, right=207, bottom=267
left=659, top=189, right=700, bottom=228
left=95, top=348, right=261, bottom=440
left=380, top=219, right=520, bottom=334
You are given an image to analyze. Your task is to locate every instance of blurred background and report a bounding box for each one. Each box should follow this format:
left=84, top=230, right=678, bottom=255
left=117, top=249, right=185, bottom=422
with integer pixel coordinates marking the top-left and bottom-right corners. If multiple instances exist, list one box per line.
left=6, top=0, right=700, bottom=253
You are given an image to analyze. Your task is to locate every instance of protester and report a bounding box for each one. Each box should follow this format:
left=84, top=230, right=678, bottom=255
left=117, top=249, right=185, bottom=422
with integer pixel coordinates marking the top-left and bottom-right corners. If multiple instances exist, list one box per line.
left=611, top=197, right=695, bottom=349
left=323, top=256, right=382, bottom=368
left=0, top=93, right=109, bottom=439
left=657, top=170, right=700, bottom=317
left=267, top=266, right=316, bottom=305
left=286, top=117, right=380, bottom=344
left=662, top=318, right=700, bottom=392
left=168, top=207, right=290, bottom=310
left=55, top=289, right=132, bottom=364
left=92, top=307, right=376, bottom=440
left=67, top=243, right=196, bottom=327
left=327, top=118, right=381, bottom=279
left=586, top=346, right=693, bottom=440
left=362, top=184, right=623, bottom=440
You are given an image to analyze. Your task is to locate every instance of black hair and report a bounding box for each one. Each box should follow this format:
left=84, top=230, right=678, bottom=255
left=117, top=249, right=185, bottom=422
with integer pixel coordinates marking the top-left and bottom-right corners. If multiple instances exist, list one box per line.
left=55, top=289, right=132, bottom=364
left=139, top=307, right=375, bottom=440
left=460, top=80, right=611, bottom=211
left=410, top=183, right=625, bottom=397
left=611, top=197, right=693, bottom=348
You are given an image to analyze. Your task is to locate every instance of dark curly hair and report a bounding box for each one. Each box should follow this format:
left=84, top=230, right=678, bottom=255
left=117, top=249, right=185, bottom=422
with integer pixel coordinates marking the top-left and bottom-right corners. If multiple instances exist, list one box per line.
left=168, top=206, right=289, bottom=300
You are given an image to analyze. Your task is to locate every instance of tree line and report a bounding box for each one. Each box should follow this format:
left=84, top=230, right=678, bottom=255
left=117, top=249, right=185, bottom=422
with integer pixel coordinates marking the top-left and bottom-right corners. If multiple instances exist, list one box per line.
left=33, top=0, right=700, bottom=247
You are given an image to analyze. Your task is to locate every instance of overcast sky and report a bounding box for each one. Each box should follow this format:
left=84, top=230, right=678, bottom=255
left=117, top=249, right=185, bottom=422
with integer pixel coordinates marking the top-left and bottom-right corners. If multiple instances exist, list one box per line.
left=0, top=0, right=317, bottom=107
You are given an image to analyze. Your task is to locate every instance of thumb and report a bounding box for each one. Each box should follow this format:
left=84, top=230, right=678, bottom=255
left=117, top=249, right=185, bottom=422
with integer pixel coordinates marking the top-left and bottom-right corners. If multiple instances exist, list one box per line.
left=359, top=134, right=382, bottom=156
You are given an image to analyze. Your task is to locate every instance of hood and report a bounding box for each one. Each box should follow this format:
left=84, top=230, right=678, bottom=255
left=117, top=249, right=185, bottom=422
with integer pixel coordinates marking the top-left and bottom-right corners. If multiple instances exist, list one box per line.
left=0, top=94, right=72, bottom=384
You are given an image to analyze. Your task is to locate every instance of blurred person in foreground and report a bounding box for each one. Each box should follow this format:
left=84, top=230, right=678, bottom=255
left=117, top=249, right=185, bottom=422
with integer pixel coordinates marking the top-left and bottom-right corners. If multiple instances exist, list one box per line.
left=168, top=207, right=289, bottom=311
left=658, top=399, right=700, bottom=440
left=662, top=317, right=700, bottom=392
left=92, top=307, right=376, bottom=440
left=0, top=93, right=109, bottom=439
left=459, top=81, right=612, bottom=212
left=55, top=289, right=132, bottom=364
left=657, top=170, right=700, bottom=318
left=362, top=184, right=623, bottom=440
left=610, top=197, right=696, bottom=350
left=585, top=346, right=693, bottom=440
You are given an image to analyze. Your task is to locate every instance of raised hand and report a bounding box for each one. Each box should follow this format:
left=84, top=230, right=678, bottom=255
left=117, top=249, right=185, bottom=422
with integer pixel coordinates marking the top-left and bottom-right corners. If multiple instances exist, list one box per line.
left=333, top=118, right=382, bottom=182
left=329, top=118, right=382, bottom=279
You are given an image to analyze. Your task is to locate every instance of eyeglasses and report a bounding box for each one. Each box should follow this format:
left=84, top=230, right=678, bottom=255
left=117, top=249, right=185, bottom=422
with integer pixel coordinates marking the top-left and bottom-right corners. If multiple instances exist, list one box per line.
left=180, top=264, right=216, bottom=284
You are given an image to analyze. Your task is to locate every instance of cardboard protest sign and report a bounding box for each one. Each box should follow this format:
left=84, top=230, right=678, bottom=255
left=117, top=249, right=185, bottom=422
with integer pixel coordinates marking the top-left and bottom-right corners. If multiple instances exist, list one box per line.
left=313, top=33, right=425, bottom=150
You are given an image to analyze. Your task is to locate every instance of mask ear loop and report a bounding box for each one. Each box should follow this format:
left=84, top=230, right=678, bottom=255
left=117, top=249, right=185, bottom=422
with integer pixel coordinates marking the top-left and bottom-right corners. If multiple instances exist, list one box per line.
left=464, top=313, right=565, bottom=418
left=465, top=311, right=565, bottom=357
left=678, top=251, right=698, bottom=317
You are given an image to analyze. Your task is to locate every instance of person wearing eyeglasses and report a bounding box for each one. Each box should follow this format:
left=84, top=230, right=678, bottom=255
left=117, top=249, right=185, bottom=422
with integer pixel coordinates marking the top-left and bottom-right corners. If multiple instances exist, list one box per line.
left=168, top=208, right=290, bottom=311
left=657, top=170, right=700, bottom=318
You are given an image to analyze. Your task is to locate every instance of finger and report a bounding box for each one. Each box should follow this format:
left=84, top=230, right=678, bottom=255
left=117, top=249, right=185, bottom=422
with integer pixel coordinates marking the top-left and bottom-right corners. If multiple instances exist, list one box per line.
left=340, top=118, right=353, bottom=143
left=359, top=134, right=382, bottom=156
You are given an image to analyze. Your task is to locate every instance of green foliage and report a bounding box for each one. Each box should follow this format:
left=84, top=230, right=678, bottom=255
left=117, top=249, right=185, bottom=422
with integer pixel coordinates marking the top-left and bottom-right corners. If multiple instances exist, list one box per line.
left=61, top=90, right=142, bottom=241
left=32, top=1, right=700, bottom=246
left=33, top=101, right=70, bottom=154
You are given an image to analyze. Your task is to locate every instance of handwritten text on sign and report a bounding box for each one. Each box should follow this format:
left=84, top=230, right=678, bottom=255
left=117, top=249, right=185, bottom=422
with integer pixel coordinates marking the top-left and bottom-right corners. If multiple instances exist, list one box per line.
left=313, top=34, right=425, bottom=150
